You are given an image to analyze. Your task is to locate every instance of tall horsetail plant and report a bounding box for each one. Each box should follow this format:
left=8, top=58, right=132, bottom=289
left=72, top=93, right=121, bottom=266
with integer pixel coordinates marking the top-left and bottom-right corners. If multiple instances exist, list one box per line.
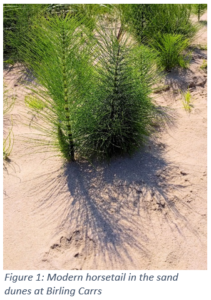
left=19, top=13, right=94, bottom=161
left=73, top=23, right=168, bottom=159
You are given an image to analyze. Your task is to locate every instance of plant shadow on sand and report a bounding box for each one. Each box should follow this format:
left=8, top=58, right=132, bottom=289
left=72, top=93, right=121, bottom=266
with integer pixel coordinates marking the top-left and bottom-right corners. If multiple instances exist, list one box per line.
left=26, top=139, right=203, bottom=269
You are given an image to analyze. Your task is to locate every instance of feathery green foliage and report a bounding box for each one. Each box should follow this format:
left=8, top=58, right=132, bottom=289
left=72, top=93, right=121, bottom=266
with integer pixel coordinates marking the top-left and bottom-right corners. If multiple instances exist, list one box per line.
left=46, top=4, right=100, bottom=31
left=152, top=34, right=190, bottom=71
left=73, top=25, right=165, bottom=159
left=3, top=4, right=48, bottom=60
left=20, top=14, right=167, bottom=161
left=21, top=14, right=93, bottom=161
left=3, top=4, right=113, bottom=61
left=9, top=5, right=175, bottom=161
left=120, top=4, right=198, bottom=44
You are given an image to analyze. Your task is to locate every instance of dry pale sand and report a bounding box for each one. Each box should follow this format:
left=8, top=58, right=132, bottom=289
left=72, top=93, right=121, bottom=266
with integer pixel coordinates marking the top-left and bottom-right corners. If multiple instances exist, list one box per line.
left=3, top=13, right=207, bottom=270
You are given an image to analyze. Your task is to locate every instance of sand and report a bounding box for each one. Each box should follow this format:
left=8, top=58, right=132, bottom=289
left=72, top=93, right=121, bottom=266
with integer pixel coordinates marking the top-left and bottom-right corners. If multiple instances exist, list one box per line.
left=3, top=13, right=207, bottom=270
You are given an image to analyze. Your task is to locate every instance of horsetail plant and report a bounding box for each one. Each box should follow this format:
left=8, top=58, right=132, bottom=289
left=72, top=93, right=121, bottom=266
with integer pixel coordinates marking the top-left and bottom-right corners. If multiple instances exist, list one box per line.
left=151, top=33, right=190, bottom=71
left=20, top=13, right=94, bottom=161
left=73, top=23, right=169, bottom=159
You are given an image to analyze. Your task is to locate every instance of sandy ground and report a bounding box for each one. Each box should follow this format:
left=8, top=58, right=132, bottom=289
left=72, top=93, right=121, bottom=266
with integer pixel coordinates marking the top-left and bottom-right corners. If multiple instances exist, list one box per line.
left=3, top=13, right=207, bottom=270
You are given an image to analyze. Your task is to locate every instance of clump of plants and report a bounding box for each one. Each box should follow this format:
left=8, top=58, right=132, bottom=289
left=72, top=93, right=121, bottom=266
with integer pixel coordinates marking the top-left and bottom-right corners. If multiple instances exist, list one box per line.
left=5, top=2, right=188, bottom=164
left=18, top=10, right=170, bottom=162
left=120, top=4, right=198, bottom=44
left=152, top=33, right=190, bottom=71
left=119, top=4, right=197, bottom=73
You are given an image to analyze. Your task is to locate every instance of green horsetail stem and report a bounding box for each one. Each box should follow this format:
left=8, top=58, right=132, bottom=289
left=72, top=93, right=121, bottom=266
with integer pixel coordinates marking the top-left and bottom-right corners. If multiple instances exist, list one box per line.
left=61, top=24, right=75, bottom=161
left=110, top=26, right=123, bottom=122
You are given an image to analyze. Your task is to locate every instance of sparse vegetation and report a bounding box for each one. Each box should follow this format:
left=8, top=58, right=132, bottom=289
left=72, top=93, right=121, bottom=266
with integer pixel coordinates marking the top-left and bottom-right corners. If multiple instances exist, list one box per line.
left=3, top=119, right=14, bottom=161
left=182, top=89, right=193, bottom=112
left=200, top=60, right=207, bottom=71
left=198, top=44, right=207, bottom=50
